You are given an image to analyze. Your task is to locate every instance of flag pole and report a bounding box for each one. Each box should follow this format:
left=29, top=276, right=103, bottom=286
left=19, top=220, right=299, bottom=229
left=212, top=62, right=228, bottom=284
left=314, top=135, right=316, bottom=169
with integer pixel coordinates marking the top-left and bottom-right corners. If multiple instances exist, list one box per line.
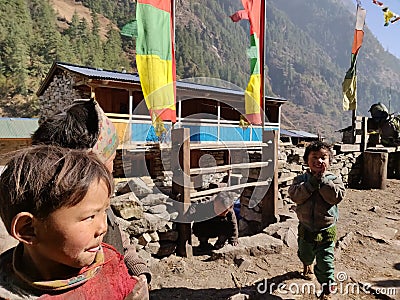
left=352, top=2, right=360, bottom=143
left=261, top=0, right=266, bottom=130
left=172, top=0, right=176, bottom=129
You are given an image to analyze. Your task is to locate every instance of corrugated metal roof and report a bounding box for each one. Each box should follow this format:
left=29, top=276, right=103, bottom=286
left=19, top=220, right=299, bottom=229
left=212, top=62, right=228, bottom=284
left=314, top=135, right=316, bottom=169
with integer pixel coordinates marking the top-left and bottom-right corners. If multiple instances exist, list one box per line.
left=58, top=62, right=141, bottom=82
left=57, top=62, right=247, bottom=96
left=0, top=118, right=39, bottom=139
left=290, top=130, right=318, bottom=138
left=41, top=62, right=287, bottom=103
left=176, top=80, right=244, bottom=96
left=280, top=129, right=301, bottom=137
left=281, top=129, right=318, bottom=138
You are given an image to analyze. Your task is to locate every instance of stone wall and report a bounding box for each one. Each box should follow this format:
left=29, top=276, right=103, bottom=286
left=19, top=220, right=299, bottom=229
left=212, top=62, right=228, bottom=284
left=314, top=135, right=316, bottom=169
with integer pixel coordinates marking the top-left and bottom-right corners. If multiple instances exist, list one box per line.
left=112, top=142, right=363, bottom=257
left=239, top=144, right=362, bottom=235
left=38, top=72, right=84, bottom=121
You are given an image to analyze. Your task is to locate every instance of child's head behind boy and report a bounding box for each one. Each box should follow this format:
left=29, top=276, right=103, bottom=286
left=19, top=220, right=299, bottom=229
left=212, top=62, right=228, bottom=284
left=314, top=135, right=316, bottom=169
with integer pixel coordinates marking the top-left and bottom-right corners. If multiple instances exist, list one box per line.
left=0, top=145, right=113, bottom=281
left=32, top=98, right=118, bottom=172
left=303, top=141, right=333, bottom=178
left=213, top=192, right=235, bottom=217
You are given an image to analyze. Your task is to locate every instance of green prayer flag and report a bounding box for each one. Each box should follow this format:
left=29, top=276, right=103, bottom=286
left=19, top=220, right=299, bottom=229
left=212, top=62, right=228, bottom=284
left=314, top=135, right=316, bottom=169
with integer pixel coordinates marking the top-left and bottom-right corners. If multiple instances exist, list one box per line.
left=121, top=20, right=137, bottom=38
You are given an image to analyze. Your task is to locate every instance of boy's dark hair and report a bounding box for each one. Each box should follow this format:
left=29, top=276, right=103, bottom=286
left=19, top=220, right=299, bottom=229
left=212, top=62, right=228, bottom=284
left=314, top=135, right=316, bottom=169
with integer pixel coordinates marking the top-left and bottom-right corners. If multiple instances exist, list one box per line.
left=303, top=141, right=333, bottom=164
left=31, top=99, right=99, bottom=149
left=0, top=145, right=113, bottom=234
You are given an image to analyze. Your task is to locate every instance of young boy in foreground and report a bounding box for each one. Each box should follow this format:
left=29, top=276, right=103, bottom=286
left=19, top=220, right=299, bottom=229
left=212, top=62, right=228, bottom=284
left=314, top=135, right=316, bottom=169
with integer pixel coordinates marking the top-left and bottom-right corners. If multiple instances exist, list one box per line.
left=0, top=146, right=146, bottom=299
left=31, top=98, right=151, bottom=289
left=288, top=141, right=346, bottom=300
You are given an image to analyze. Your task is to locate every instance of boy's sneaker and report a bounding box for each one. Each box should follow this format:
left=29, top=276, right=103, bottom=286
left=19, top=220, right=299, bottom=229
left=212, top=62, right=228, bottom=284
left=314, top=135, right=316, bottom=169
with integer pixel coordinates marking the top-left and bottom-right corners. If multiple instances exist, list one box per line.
left=318, top=293, right=331, bottom=300
left=302, top=264, right=314, bottom=280
left=319, top=284, right=334, bottom=299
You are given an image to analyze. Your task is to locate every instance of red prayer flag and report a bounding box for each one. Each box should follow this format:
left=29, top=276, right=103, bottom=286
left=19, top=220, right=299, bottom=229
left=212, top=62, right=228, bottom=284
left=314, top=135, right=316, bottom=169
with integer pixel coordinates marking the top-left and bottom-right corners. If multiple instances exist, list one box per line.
left=230, top=10, right=249, bottom=22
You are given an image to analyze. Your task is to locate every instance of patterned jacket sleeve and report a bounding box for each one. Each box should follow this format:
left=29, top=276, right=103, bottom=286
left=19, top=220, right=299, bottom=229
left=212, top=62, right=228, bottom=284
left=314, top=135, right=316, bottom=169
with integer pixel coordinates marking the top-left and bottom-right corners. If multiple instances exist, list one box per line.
left=124, top=245, right=152, bottom=283
left=288, top=173, right=317, bottom=204
left=319, top=173, right=346, bottom=205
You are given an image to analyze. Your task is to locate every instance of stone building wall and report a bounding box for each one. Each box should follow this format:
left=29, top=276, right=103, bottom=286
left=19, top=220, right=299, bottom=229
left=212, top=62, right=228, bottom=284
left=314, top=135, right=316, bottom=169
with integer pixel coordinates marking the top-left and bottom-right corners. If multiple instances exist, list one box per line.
left=239, top=144, right=362, bottom=235
left=112, top=143, right=363, bottom=257
left=38, top=72, right=84, bottom=121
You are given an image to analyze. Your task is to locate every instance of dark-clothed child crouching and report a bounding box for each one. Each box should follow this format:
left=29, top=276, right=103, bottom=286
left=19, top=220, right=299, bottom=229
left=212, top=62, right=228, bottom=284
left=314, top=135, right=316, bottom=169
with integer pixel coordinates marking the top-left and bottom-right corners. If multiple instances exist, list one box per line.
left=186, top=192, right=239, bottom=251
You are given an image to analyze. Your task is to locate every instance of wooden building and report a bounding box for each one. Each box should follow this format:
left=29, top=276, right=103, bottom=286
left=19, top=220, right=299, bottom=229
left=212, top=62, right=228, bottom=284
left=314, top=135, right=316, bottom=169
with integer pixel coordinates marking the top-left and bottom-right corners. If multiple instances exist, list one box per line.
left=37, top=61, right=287, bottom=255
left=0, top=118, right=38, bottom=162
left=37, top=62, right=285, bottom=143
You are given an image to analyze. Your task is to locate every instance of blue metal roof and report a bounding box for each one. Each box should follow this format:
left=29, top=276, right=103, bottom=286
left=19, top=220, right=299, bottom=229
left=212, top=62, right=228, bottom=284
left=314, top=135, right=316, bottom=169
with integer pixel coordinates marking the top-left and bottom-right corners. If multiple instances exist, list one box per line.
left=58, top=62, right=140, bottom=82
left=176, top=80, right=244, bottom=96
left=38, top=62, right=287, bottom=104
left=281, top=129, right=318, bottom=138
left=57, top=62, right=246, bottom=97
left=0, top=118, right=39, bottom=139
left=290, top=130, right=318, bottom=138
left=280, top=129, right=300, bottom=137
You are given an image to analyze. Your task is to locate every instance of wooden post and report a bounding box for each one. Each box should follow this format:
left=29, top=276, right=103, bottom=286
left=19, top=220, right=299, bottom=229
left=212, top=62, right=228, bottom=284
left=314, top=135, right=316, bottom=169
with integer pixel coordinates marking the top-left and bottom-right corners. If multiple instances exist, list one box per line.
left=363, top=151, right=388, bottom=189
left=360, top=116, right=368, bottom=152
left=259, top=130, right=278, bottom=227
left=171, top=128, right=192, bottom=257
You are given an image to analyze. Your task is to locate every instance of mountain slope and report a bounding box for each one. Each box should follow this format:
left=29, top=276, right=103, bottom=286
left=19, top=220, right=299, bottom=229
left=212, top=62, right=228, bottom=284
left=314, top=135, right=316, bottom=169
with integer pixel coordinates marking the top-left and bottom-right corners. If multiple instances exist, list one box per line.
left=1, top=0, right=400, bottom=142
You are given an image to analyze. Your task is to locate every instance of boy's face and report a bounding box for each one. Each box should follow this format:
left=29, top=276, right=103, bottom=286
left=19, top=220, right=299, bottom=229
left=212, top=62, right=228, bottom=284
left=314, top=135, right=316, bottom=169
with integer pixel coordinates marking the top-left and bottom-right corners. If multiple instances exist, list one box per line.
left=31, top=179, right=110, bottom=274
left=307, top=148, right=330, bottom=176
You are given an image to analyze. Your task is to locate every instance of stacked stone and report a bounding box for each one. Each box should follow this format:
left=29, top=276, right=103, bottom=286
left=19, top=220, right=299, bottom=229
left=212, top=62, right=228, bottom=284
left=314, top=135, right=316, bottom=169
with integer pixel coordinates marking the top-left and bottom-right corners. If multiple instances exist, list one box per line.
left=111, top=142, right=363, bottom=256
left=38, top=72, right=83, bottom=120
left=111, top=178, right=179, bottom=258
left=238, top=151, right=267, bottom=236
left=277, top=144, right=363, bottom=196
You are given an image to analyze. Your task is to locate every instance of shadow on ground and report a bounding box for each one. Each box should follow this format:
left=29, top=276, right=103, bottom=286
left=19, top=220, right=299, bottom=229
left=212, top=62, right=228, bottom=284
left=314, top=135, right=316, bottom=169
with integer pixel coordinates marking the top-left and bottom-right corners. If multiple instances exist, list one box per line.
left=150, top=286, right=283, bottom=300
left=150, top=271, right=306, bottom=299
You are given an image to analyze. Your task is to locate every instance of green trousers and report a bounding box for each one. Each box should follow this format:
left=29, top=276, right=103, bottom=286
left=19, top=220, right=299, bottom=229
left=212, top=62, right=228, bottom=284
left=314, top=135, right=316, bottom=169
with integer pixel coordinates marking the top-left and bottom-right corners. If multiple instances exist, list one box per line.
left=297, top=225, right=336, bottom=285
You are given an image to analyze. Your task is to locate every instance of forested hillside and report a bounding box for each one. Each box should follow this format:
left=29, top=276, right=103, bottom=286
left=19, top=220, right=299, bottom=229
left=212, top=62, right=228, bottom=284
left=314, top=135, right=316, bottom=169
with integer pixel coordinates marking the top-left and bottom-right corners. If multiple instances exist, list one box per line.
left=1, top=0, right=400, bottom=140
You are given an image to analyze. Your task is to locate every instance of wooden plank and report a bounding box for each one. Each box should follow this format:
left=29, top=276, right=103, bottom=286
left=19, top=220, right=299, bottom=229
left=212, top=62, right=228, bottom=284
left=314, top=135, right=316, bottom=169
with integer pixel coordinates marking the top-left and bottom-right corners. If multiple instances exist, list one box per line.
left=171, top=128, right=192, bottom=257
left=361, top=117, right=368, bottom=152
left=337, top=143, right=361, bottom=152
left=190, top=179, right=272, bottom=199
left=190, top=161, right=270, bottom=175
left=190, top=141, right=264, bottom=150
left=363, top=151, right=388, bottom=189
left=260, top=130, right=278, bottom=226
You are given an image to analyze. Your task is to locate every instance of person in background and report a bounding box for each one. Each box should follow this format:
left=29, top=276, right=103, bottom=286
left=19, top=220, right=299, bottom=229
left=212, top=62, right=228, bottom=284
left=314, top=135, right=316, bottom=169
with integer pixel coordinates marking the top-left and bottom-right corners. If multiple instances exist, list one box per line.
left=31, top=98, right=151, bottom=293
left=187, top=191, right=239, bottom=251
left=0, top=146, right=144, bottom=299
left=288, top=141, right=345, bottom=300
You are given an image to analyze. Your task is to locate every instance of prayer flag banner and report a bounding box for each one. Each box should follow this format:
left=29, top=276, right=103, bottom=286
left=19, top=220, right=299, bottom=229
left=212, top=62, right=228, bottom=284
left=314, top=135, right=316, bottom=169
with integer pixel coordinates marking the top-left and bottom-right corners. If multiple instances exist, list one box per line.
left=342, top=5, right=366, bottom=111
left=121, top=20, right=137, bottom=38
left=230, top=10, right=249, bottom=22
left=241, top=0, right=263, bottom=125
left=371, top=0, right=400, bottom=26
left=136, top=0, right=176, bottom=136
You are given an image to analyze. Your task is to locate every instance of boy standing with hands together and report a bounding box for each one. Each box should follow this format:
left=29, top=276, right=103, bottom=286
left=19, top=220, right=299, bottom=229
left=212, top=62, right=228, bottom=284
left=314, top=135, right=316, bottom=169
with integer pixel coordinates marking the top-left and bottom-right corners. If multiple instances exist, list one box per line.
left=288, top=141, right=345, bottom=300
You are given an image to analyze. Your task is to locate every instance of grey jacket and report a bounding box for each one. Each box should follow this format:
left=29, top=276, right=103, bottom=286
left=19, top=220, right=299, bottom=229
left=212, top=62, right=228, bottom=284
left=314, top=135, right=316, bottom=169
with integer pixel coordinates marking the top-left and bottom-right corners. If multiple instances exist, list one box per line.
left=288, top=171, right=345, bottom=232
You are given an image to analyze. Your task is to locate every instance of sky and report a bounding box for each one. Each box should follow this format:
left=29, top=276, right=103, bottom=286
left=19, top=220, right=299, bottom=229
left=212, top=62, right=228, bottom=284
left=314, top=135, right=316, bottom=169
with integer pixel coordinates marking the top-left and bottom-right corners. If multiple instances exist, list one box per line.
left=361, top=0, right=400, bottom=58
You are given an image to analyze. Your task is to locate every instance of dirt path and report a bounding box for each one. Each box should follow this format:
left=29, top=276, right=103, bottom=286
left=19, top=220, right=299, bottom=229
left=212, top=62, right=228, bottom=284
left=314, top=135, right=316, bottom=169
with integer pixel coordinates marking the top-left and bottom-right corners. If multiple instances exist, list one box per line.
left=149, top=179, right=400, bottom=299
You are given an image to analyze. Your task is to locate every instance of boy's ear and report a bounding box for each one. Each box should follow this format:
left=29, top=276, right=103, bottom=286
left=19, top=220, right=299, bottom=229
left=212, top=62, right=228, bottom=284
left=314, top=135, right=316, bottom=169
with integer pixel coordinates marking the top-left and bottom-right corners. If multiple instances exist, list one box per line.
left=11, top=212, right=36, bottom=245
